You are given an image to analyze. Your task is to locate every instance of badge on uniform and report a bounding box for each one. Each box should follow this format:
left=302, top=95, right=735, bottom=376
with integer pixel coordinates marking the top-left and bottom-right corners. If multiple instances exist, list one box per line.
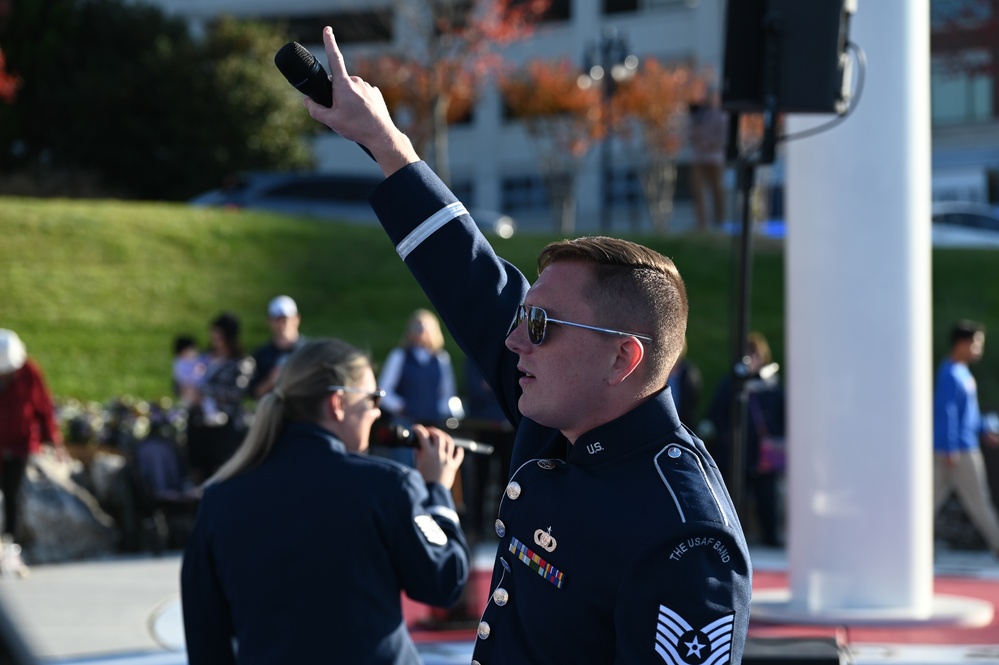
left=654, top=606, right=733, bottom=665
left=534, top=527, right=557, bottom=553
left=414, top=514, right=448, bottom=546
left=509, top=536, right=564, bottom=589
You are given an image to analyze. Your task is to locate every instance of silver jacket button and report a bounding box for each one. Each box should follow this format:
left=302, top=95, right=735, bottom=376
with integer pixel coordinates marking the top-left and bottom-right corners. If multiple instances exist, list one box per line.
left=492, top=587, right=509, bottom=606
left=505, top=481, right=522, bottom=500
left=477, top=621, right=491, bottom=640
left=494, top=519, right=506, bottom=537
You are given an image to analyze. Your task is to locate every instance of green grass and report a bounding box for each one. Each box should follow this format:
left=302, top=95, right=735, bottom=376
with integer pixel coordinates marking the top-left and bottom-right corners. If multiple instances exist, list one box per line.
left=2, top=196, right=998, bottom=420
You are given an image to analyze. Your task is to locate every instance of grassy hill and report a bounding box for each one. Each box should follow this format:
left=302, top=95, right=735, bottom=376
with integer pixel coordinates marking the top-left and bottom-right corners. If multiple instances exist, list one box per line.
left=1, top=196, right=998, bottom=420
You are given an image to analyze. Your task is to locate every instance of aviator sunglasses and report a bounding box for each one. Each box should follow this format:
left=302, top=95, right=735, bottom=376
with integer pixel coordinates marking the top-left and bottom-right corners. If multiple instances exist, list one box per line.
left=328, top=386, right=386, bottom=410
left=514, top=304, right=654, bottom=346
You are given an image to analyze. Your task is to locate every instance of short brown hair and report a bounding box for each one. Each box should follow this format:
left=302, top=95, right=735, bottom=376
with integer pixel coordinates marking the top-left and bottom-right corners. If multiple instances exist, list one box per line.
left=537, top=236, right=688, bottom=387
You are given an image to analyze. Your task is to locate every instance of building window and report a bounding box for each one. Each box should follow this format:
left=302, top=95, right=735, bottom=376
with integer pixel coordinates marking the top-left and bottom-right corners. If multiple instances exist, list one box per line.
left=501, top=175, right=549, bottom=212
left=930, top=0, right=997, bottom=124
left=931, top=53, right=994, bottom=124
left=603, top=167, right=643, bottom=206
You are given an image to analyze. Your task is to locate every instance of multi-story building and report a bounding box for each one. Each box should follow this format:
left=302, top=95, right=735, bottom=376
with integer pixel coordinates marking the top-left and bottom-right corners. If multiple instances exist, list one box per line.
left=143, top=0, right=999, bottom=231
left=930, top=1, right=999, bottom=204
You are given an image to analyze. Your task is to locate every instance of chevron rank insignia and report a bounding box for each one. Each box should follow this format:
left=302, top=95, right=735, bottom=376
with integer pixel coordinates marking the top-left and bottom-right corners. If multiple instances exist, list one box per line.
left=655, top=606, right=734, bottom=665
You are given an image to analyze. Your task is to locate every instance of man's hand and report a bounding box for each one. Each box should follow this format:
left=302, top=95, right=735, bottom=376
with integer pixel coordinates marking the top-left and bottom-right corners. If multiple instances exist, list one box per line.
left=984, top=431, right=999, bottom=447
left=303, top=27, right=419, bottom=176
left=412, top=424, right=464, bottom=490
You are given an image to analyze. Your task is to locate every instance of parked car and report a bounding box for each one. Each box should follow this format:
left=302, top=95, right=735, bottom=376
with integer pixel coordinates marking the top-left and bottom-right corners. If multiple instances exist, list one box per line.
left=931, top=201, right=999, bottom=248
left=718, top=201, right=999, bottom=249
left=190, top=172, right=516, bottom=238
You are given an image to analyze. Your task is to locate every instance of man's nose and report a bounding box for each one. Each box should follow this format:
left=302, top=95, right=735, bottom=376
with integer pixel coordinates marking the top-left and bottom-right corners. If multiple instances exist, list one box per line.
left=505, top=318, right=529, bottom=353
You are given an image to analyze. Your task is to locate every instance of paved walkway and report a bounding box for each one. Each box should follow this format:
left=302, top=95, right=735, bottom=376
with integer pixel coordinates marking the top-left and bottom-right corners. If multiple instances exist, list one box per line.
left=3, top=545, right=999, bottom=664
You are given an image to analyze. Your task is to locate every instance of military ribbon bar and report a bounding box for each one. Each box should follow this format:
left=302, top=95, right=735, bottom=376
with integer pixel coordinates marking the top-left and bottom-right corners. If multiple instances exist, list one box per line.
left=509, top=536, right=565, bottom=589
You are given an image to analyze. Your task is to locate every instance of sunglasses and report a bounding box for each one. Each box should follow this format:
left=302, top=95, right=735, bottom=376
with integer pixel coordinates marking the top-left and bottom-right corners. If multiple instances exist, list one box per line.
left=513, top=304, right=654, bottom=346
left=328, top=386, right=386, bottom=410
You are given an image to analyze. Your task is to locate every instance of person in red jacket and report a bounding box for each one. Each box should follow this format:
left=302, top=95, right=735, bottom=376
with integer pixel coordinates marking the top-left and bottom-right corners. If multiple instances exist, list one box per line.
left=0, top=329, right=65, bottom=545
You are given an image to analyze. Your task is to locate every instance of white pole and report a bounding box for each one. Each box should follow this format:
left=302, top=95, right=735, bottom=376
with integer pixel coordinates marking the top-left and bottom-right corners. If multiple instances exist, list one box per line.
left=753, top=0, right=989, bottom=625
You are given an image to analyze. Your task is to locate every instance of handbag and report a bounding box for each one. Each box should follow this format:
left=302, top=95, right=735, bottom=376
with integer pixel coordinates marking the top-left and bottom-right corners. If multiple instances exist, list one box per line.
left=750, top=395, right=786, bottom=474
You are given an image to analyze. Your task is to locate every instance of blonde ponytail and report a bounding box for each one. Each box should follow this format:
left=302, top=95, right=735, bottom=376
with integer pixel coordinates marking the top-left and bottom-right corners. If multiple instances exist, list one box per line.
left=205, top=338, right=371, bottom=486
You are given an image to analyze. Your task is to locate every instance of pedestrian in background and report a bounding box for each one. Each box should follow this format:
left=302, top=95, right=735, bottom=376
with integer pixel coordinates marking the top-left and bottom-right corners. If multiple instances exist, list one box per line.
left=0, top=329, right=66, bottom=575
left=187, top=312, right=254, bottom=484
left=375, top=308, right=460, bottom=467
left=171, top=334, right=206, bottom=407
left=707, top=332, right=786, bottom=547
left=688, top=88, right=728, bottom=232
left=247, top=295, right=304, bottom=400
left=933, top=319, right=999, bottom=558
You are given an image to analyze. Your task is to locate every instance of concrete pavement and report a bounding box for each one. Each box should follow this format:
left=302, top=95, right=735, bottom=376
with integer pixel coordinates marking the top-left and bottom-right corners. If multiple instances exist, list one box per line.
left=3, top=545, right=999, bottom=664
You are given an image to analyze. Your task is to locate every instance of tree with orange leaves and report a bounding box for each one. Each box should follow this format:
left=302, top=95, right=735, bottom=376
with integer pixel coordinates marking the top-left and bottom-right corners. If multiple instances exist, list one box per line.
left=354, top=0, right=550, bottom=185
left=501, top=58, right=602, bottom=234
left=612, top=57, right=699, bottom=233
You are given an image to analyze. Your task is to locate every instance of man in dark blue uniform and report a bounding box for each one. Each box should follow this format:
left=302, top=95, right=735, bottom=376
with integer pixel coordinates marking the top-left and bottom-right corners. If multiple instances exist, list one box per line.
left=303, top=27, right=751, bottom=664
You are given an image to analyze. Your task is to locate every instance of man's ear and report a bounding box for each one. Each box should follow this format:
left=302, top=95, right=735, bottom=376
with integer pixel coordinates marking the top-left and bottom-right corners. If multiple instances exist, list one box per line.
left=607, top=337, right=645, bottom=386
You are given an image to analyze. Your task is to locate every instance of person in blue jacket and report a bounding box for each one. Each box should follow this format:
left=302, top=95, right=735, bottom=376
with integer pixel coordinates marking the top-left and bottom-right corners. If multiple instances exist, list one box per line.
left=303, top=26, right=751, bottom=665
left=180, top=338, right=469, bottom=665
left=933, top=320, right=999, bottom=556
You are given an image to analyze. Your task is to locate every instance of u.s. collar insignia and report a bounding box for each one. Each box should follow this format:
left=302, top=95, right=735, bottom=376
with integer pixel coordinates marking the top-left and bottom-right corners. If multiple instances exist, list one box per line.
left=414, top=514, right=448, bottom=546
left=534, top=526, right=557, bottom=552
left=655, top=606, right=734, bottom=665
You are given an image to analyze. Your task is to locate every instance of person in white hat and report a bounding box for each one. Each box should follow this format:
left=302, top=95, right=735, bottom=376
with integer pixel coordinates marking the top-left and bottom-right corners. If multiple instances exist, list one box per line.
left=0, top=329, right=65, bottom=562
left=247, top=296, right=305, bottom=400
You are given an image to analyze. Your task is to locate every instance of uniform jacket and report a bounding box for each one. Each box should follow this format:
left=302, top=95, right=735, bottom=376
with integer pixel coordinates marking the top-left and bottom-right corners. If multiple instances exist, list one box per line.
left=369, top=162, right=752, bottom=664
left=180, top=421, right=469, bottom=665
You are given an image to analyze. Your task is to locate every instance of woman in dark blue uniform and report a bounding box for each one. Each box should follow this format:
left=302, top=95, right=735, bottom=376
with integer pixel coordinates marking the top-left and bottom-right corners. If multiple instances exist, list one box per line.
left=180, top=338, right=469, bottom=665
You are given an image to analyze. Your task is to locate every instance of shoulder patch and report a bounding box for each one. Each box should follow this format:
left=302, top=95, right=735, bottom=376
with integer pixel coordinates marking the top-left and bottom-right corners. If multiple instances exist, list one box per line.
left=655, top=606, right=734, bottom=665
left=414, top=514, right=448, bottom=546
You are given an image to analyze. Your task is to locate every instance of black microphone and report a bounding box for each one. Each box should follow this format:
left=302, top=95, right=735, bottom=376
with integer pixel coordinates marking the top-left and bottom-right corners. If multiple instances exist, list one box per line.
left=373, top=423, right=495, bottom=455
left=274, top=41, right=375, bottom=161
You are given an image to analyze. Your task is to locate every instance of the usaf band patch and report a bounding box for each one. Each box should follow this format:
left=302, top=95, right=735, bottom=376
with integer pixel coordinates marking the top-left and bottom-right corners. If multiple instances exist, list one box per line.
left=414, top=514, right=448, bottom=546
left=655, top=606, right=733, bottom=665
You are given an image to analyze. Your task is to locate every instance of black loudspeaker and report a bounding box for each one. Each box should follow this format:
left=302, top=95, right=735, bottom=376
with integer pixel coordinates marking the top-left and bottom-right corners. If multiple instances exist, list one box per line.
left=722, top=0, right=855, bottom=114
left=743, top=637, right=852, bottom=665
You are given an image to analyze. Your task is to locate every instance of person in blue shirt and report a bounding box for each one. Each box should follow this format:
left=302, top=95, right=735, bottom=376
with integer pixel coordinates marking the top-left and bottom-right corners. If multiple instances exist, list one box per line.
left=181, top=338, right=469, bottom=665
left=933, top=319, right=999, bottom=557
left=300, top=27, right=751, bottom=665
